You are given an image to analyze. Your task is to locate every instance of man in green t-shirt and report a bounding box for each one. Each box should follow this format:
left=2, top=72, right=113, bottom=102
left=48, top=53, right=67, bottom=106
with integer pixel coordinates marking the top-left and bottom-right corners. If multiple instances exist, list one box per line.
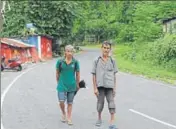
left=56, top=45, right=80, bottom=125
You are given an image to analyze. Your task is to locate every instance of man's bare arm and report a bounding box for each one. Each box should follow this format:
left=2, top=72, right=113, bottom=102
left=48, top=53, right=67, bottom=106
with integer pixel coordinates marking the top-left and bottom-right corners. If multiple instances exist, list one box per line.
left=114, top=75, right=117, bottom=90
left=93, top=74, right=99, bottom=96
left=113, top=74, right=117, bottom=97
left=56, top=69, right=60, bottom=83
left=93, top=74, right=97, bottom=90
left=76, top=71, right=80, bottom=89
left=113, top=59, right=118, bottom=94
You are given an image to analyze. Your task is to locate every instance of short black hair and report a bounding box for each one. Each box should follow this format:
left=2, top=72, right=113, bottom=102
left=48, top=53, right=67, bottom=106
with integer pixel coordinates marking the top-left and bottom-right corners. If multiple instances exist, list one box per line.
left=102, top=41, right=111, bottom=48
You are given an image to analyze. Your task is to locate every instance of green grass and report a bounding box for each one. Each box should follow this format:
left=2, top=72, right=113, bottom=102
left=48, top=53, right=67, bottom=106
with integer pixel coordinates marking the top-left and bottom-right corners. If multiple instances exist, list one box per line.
left=85, top=43, right=176, bottom=85
left=115, top=44, right=176, bottom=84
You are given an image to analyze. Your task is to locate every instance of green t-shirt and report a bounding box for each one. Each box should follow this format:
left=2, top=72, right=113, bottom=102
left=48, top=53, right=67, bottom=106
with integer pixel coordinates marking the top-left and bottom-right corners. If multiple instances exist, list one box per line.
left=56, top=57, right=80, bottom=92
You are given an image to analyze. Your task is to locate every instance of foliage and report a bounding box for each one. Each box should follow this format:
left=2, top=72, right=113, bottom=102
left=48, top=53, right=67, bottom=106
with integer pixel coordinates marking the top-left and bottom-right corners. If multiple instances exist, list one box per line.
left=1, top=1, right=78, bottom=40
left=72, top=1, right=176, bottom=43
left=1, top=1, right=176, bottom=83
left=28, top=1, right=78, bottom=39
left=86, top=43, right=176, bottom=84
left=121, top=34, right=176, bottom=72
left=144, top=34, right=176, bottom=70
left=1, top=1, right=29, bottom=37
left=2, top=1, right=176, bottom=43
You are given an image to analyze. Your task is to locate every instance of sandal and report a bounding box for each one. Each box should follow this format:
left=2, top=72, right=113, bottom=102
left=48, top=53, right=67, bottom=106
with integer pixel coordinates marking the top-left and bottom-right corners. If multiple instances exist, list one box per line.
left=67, top=119, right=73, bottom=125
left=95, top=120, right=102, bottom=127
left=109, top=125, right=118, bottom=129
left=60, top=115, right=67, bottom=123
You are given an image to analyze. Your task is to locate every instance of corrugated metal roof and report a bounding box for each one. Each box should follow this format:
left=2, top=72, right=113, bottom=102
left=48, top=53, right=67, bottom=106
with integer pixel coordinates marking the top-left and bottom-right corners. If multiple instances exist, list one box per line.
left=162, top=16, right=176, bottom=23
left=0, top=38, right=35, bottom=48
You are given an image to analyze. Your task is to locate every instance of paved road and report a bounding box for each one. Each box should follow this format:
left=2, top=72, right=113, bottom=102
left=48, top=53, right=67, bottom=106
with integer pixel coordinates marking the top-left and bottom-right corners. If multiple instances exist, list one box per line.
left=1, top=49, right=176, bottom=129
left=1, top=63, right=36, bottom=94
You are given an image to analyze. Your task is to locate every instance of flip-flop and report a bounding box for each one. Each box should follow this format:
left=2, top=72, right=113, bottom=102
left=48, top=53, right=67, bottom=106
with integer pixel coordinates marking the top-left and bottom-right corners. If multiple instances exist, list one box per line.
left=109, top=125, right=118, bottom=129
left=95, top=120, right=102, bottom=127
left=60, top=115, right=67, bottom=123
left=67, top=119, right=73, bottom=125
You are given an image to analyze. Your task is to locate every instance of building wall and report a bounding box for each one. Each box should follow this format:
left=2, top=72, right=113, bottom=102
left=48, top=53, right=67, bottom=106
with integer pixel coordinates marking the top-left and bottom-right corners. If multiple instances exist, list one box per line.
left=26, top=35, right=53, bottom=60
left=41, top=36, right=52, bottom=59
left=27, top=35, right=41, bottom=58
left=164, top=19, right=176, bottom=34
left=171, top=19, right=176, bottom=34
left=27, top=35, right=39, bottom=50
left=1, top=43, right=11, bottom=63
left=1, top=43, right=38, bottom=64
left=30, top=47, right=39, bottom=62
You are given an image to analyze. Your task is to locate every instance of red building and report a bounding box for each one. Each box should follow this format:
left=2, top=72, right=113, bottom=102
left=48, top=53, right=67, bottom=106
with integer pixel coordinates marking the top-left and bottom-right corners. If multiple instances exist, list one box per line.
left=27, top=35, right=53, bottom=60
left=1, top=38, right=38, bottom=64
left=41, top=36, right=52, bottom=60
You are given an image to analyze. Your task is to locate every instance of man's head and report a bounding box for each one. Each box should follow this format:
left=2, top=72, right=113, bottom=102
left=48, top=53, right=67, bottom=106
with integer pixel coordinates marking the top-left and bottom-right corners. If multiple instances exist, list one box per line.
left=64, top=45, right=74, bottom=58
left=101, top=41, right=111, bottom=57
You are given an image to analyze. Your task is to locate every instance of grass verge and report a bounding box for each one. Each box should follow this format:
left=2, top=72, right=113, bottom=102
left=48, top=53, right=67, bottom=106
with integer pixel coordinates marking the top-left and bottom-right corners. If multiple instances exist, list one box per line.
left=85, top=44, right=176, bottom=85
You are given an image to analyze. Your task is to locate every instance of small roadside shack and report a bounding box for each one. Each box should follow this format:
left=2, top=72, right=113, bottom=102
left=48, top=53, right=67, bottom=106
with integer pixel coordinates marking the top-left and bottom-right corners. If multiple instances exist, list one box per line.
left=162, top=16, right=176, bottom=34
left=26, top=34, right=53, bottom=60
left=1, top=38, right=38, bottom=63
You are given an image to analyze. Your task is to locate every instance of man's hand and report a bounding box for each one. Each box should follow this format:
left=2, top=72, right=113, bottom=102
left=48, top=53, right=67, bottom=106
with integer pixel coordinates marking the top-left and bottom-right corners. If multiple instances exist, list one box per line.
left=94, top=88, right=99, bottom=97
left=77, top=85, right=80, bottom=91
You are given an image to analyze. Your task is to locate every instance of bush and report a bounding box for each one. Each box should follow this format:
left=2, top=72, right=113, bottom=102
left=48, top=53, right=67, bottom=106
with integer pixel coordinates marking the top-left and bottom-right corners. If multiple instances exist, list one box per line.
left=120, top=42, right=141, bottom=62
left=144, top=34, right=176, bottom=69
left=165, top=59, right=176, bottom=71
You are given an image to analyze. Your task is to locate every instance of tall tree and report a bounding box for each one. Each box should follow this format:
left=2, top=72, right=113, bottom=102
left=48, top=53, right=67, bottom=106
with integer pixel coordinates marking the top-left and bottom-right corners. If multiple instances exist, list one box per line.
left=1, top=1, right=79, bottom=41
left=28, top=1, right=78, bottom=39
left=2, top=1, right=30, bottom=37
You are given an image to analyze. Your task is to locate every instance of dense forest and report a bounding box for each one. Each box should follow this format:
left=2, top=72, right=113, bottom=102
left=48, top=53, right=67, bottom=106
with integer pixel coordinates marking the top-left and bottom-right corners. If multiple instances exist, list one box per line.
left=1, top=1, right=176, bottom=83
left=1, top=1, right=176, bottom=42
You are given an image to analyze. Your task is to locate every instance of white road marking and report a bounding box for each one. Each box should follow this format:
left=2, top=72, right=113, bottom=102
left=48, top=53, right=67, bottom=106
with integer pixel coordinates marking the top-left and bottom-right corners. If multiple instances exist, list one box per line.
left=129, top=109, right=176, bottom=129
left=1, top=66, right=37, bottom=129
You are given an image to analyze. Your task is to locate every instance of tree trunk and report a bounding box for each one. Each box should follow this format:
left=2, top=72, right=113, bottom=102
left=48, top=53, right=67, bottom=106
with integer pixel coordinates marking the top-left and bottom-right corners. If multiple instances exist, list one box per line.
left=97, top=35, right=100, bottom=44
left=0, top=0, right=3, bottom=33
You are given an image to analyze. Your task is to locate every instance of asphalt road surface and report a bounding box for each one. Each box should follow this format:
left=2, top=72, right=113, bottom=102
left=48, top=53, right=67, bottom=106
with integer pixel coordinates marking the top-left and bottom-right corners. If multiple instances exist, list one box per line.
left=1, top=48, right=176, bottom=129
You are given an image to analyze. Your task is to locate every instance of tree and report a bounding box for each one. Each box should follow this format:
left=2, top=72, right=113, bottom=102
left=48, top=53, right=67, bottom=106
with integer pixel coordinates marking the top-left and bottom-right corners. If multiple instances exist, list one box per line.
left=0, top=1, right=11, bottom=34
left=28, top=1, right=78, bottom=40
left=1, top=1, right=30, bottom=37
left=0, top=0, right=3, bottom=32
left=1, top=1, right=79, bottom=42
left=2, top=1, right=176, bottom=44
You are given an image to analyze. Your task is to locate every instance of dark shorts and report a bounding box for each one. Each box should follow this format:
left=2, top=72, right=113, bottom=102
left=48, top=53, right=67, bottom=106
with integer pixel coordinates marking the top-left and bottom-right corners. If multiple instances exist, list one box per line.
left=57, top=91, right=75, bottom=104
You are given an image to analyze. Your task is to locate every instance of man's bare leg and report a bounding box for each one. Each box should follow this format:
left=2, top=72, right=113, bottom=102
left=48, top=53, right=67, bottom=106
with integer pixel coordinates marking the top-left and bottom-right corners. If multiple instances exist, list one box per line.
left=60, top=102, right=66, bottom=121
left=95, top=111, right=103, bottom=126
left=109, top=113, right=117, bottom=129
left=110, top=113, right=115, bottom=124
left=67, top=104, right=72, bottom=120
left=106, top=88, right=116, bottom=127
left=98, top=112, right=102, bottom=120
left=67, top=104, right=73, bottom=125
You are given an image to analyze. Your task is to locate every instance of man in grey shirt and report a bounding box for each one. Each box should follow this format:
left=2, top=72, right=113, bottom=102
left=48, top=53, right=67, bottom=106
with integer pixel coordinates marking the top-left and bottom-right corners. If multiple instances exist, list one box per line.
left=91, top=41, right=118, bottom=129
